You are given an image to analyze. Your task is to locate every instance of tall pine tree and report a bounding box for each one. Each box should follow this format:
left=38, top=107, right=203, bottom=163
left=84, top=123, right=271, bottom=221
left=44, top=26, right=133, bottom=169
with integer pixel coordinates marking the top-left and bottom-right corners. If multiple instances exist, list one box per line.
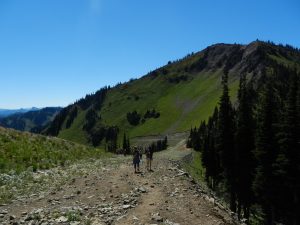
left=217, top=71, right=237, bottom=212
left=253, top=79, right=279, bottom=225
left=235, top=74, right=255, bottom=219
left=274, top=72, right=300, bottom=224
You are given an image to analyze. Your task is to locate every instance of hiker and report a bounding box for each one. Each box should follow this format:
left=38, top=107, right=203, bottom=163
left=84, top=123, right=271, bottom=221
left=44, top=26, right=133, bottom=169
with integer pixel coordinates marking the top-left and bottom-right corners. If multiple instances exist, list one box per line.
left=139, top=147, right=143, bottom=165
left=145, top=147, right=153, bottom=171
left=133, top=147, right=140, bottom=173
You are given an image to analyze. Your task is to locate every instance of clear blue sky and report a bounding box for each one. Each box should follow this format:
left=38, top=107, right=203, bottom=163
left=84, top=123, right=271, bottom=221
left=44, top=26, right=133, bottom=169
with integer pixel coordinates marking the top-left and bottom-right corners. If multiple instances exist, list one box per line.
left=0, top=0, right=299, bottom=109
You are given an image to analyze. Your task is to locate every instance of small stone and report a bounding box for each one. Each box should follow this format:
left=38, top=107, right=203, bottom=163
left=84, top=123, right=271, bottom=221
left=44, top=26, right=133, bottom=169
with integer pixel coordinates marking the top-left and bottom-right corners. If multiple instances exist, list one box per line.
left=56, top=216, right=68, bottom=223
left=122, top=205, right=131, bottom=209
left=0, top=209, right=8, bottom=214
left=70, top=222, right=80, bottom=225
left=165, top=219, right=180, bottom=225
left=138, top=187, right=146, bottom=193
left=10, top=215, right=16, bottom=220
left=132, top=215, right=139, bottom=221
left=91, top=218, right=104, bottom=225
left=24, top=215, right=32, bottom=221
left=151, top=213, right=163, bottom=222
left=123, top=199, right=130, bottom=204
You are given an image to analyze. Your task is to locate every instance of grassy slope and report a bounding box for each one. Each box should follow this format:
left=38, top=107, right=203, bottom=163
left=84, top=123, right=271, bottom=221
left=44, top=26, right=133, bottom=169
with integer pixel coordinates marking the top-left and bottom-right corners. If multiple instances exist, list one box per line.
left=54, top=42, right=300, bottom=146
left=100, top=69, right=239, bottom=139
left=55, top=68, right=240, bottom=145
left=183, top=150, right=206, bottom=183
left=0, top=127, right=108, bottom=174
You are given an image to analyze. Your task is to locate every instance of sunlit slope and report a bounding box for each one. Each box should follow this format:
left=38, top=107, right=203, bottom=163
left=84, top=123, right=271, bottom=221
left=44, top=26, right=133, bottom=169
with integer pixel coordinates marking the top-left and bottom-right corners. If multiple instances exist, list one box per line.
left=46, top=41, right=300, bottom=145
left=0, top=127, right=107, bottom=173
left=99, top=69, right=239, bottom=138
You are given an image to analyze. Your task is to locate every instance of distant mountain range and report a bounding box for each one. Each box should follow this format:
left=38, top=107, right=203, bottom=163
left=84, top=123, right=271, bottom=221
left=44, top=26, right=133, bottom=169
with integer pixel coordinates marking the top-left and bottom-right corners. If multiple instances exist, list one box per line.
left=43, top=40, right=300, bottom=147
left=0, top=107, right=62, bottom=132
left=0, top=107, right=39, bottom=118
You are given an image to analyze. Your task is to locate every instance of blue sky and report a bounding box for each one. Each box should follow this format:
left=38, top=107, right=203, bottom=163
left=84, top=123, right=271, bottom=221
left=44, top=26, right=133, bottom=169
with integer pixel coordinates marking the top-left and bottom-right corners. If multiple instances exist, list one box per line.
left=0, top=0, right=299, bottom=109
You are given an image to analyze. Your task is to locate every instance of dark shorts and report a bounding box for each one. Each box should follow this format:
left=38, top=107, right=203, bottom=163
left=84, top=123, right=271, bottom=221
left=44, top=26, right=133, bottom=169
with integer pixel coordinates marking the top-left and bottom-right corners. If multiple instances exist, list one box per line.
left=133, top=159, right=140, bottom=165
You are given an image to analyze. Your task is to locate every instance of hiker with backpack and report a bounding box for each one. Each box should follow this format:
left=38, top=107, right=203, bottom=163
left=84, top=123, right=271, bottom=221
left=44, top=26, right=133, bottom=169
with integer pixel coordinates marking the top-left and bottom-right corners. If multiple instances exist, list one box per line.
left=145, top=147, right=153, bottom=171
left=133, top=146, right=141, bottom=173
left=139, top=147, right=143, bottom=165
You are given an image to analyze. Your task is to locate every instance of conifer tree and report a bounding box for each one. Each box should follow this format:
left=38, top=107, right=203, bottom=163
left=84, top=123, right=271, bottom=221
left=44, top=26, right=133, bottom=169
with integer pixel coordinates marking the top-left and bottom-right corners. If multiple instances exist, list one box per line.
left=126, top=136, right=131, bottom=154
left=217, top=72, right=237, bottom=212
left=253, top=80, right=279, bottom=225
left=123, top=133, right=128, bottom=155
left=235, top=74, right=255, bottom=219
left=210, top=107, right=221, bottom=187
left=274, top=73, right=300, bottom=224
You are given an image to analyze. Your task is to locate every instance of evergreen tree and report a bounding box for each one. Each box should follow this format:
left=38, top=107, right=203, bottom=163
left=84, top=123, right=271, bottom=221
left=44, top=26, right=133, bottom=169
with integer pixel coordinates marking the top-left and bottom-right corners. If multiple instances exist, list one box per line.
left=235, top=74, right=255, bottom=219
left=126, top=136, right=131, bottom=154
left=123, top=133, right=128, bottom=155
left=217, top=71, right=237, bottom=212
left=202, top=119, right=218, bottom=188
left=274, top=73, right=300, bottom=224
left=210, top=107, right=221, bottom=188
left=66, top=106, right=78, bottom=129
left=253, top=80, right=279, bottom=225
left=198, top=121, right=206, bottom=151
left=163, top=136, right=168, bottom=149
left=201, top=120, right=210, bottom=182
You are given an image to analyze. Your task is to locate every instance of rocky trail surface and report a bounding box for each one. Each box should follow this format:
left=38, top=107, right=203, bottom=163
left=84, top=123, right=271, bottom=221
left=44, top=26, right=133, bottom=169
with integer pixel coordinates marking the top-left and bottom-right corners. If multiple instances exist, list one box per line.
left=0, top=141, right=239, bottom=225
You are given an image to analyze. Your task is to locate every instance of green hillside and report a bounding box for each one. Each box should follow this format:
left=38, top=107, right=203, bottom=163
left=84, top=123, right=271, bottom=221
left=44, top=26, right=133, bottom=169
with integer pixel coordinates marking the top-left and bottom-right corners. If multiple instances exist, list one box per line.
left=44, top=41, right=300, bottom=147
left=0, top=126, right=107, bottom=174
left=100, top=70, right=239, bottom=138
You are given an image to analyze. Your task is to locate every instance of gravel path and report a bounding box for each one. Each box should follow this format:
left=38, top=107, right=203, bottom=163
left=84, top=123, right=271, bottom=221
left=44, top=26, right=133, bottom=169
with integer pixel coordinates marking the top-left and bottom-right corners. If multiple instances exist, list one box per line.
left=0, top=141, right=238, bottom=225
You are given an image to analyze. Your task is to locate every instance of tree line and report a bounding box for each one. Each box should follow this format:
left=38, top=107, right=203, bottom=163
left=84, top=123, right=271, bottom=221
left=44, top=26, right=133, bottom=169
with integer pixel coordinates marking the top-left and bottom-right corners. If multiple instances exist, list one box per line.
left=149, top=136, right=168, bottom=152
left=121, top=134, right=168, bottom=155
left=45, top=87, right=109, bottom=136
left=188, top=69, right=300, bottom=224
left=127, top=109, right=160, bottom=126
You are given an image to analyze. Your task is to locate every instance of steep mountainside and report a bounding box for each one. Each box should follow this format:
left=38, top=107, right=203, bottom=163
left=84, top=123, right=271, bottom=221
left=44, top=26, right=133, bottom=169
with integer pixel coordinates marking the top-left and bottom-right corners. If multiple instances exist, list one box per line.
left=0, top=107, right=62, bottom=132
left=44, top=41, right=300, bottom=146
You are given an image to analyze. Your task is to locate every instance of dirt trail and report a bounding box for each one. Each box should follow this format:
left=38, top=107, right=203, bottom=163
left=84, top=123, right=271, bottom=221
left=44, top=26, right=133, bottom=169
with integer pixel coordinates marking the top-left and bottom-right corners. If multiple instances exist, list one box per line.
left=0, top=141, right=238, bottom=225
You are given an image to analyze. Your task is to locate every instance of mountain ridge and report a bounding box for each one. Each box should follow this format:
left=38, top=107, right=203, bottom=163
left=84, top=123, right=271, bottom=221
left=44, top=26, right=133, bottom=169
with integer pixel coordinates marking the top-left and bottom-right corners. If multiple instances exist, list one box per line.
left=0, top=107, right=62, bottom=132
left=0, top=107, right=40, bottom=118
left=44, top=40, right=300, bottom=148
